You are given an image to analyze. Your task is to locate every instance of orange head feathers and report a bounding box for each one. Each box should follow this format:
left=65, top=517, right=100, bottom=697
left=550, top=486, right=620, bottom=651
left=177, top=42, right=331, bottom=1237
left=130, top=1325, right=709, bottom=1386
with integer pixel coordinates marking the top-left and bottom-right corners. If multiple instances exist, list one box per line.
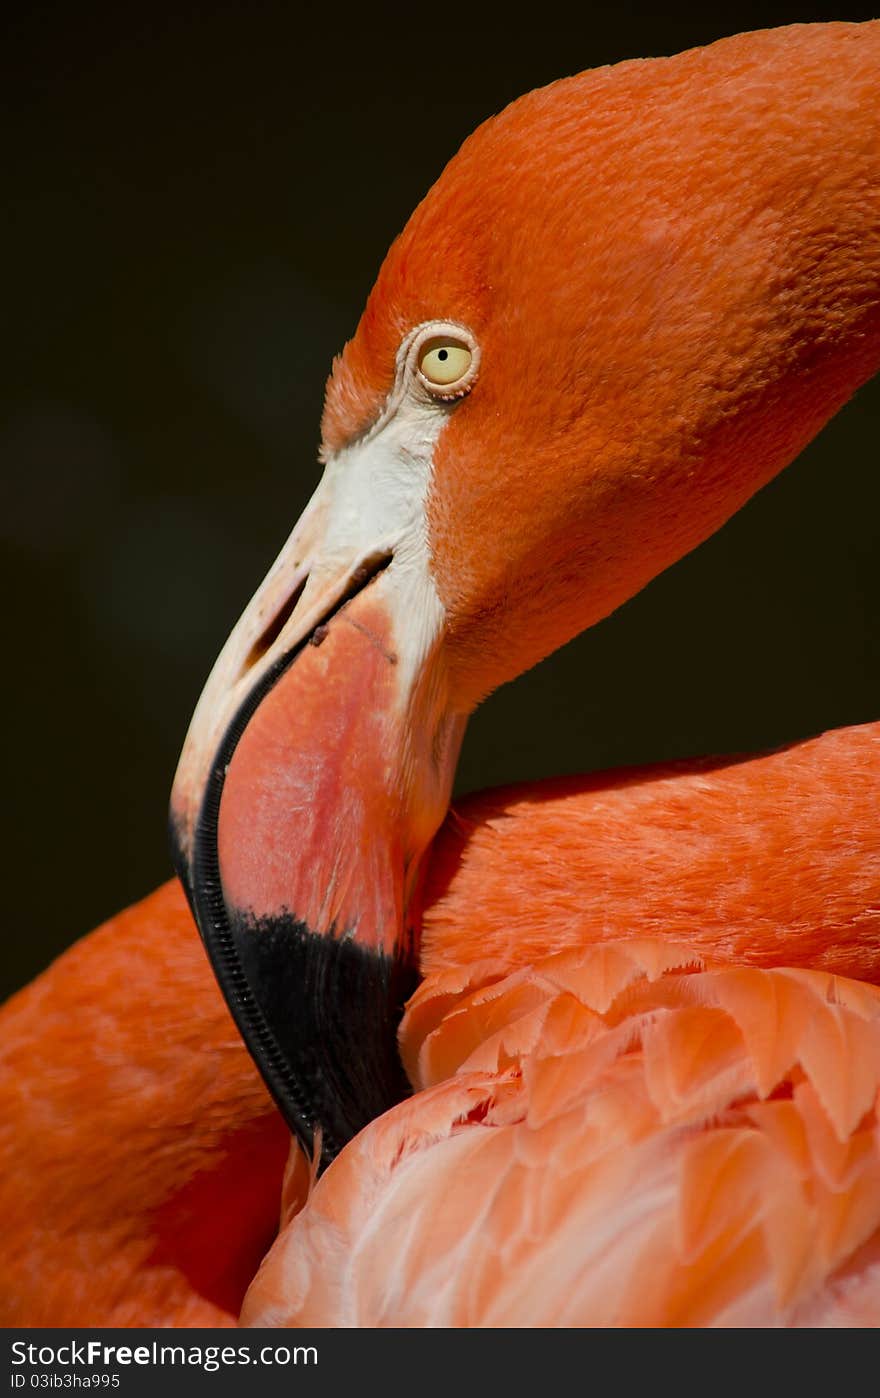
left=325, top=21, right=880, bottom=707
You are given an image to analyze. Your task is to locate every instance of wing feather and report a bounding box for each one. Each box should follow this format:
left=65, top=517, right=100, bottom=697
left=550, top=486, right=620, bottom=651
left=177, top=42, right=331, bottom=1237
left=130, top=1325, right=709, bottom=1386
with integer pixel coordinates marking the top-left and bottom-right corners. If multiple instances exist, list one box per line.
left=242, top=947, right=880, bottom=1326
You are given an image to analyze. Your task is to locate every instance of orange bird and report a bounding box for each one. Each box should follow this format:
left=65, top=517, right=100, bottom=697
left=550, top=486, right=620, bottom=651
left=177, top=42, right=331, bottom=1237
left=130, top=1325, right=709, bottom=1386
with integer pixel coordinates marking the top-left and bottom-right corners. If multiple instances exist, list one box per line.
left=2, top=21, right=880, bottom=1327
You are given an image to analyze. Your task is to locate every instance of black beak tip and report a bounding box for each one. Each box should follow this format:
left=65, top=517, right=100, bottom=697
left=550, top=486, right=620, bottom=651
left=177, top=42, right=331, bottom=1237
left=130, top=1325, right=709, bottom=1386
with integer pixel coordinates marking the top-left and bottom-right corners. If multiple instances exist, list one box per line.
left=172, top=811, right=418, bottom=1169
left=225, top=908, right=418, bottom=1169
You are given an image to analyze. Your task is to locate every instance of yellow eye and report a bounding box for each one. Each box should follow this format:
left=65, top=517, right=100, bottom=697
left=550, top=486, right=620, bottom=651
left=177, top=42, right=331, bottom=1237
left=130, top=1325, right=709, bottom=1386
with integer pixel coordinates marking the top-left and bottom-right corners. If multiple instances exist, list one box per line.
left=417, top=338, right=474, bottom=390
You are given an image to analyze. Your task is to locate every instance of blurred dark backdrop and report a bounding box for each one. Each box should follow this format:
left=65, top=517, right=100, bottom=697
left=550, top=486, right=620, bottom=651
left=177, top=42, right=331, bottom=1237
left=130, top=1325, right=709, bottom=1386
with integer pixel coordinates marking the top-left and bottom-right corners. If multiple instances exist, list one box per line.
left=3, top=2, right=879, bottom=997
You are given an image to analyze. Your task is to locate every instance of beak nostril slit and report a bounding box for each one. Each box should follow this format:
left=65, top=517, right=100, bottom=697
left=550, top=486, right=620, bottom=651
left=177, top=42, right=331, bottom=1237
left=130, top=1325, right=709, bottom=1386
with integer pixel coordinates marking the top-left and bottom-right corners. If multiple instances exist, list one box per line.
left=325, top=551, right=394, bottom=627
left=244, top=576, right=309, bottom=674
left=347, top=552, right=393, bottom=594
left=240, top=553, right=393, bottom=680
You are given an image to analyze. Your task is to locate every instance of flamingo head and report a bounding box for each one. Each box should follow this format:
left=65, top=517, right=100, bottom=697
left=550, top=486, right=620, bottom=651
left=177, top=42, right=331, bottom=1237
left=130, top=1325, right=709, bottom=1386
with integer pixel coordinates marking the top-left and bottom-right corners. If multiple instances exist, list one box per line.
left=170, top=22, right=880, bottom=1163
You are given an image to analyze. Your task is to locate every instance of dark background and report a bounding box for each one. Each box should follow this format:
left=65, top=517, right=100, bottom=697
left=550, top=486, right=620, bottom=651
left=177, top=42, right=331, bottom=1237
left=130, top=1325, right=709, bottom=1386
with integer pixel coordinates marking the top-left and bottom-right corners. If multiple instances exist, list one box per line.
left=4, top=2, right=879, bottom=998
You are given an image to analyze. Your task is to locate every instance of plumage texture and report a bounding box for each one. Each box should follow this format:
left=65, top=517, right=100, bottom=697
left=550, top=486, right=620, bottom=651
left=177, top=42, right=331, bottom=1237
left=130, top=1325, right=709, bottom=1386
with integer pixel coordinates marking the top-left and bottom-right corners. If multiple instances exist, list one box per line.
left=242, top=944, right=880, bottom=1327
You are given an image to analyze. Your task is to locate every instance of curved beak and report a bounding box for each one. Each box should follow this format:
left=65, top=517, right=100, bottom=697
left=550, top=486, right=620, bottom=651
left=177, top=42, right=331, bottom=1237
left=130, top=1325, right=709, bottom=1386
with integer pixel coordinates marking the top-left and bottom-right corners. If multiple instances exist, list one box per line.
left=171, top=434, right=464, bottom=1166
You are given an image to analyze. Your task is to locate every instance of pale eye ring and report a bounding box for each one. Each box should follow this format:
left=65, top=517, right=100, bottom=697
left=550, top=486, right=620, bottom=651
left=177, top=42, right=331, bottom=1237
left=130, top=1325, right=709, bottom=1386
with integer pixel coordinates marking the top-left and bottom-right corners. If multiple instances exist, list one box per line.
left=414, top=325, right=479, bottom=398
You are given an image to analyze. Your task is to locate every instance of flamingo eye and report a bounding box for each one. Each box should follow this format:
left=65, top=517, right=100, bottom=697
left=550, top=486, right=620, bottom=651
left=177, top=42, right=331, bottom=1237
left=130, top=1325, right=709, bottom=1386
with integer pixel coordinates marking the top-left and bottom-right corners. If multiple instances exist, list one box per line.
left=416, top=335, right=477, bottom=396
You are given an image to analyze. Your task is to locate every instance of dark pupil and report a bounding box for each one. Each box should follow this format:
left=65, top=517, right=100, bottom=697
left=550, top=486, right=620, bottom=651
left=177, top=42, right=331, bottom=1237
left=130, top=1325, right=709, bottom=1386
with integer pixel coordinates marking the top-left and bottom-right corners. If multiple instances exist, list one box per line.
left=437, top=348, right=449, bottom=361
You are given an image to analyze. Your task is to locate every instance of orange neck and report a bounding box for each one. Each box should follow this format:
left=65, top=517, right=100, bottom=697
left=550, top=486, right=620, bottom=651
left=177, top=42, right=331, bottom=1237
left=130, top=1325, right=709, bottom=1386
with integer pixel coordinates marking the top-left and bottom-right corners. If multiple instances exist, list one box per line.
left=422, top=723, right=880, bottom=987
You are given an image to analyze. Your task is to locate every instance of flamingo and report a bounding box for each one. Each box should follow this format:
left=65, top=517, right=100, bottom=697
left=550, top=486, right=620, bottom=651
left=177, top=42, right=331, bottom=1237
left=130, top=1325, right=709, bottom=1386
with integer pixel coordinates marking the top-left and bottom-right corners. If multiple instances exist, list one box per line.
left=2, top=20, right=880, bottom=1327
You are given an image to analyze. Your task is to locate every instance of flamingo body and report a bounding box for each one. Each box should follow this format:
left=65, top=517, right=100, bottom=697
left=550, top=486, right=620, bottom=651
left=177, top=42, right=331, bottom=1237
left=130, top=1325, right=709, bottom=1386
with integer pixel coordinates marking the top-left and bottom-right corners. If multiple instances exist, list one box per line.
left=3, top=21, right=880, bottom=1327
